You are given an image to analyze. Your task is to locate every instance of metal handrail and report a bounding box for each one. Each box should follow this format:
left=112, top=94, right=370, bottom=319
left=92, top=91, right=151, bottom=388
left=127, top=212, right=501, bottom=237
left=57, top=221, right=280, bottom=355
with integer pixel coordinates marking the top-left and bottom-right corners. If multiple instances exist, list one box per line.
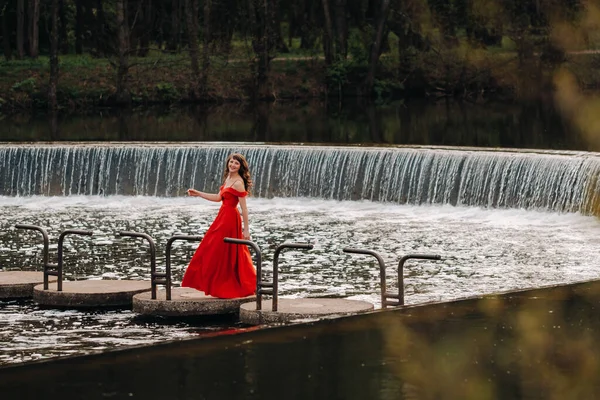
left=223, top=238, right=263, bottom=309
left=165, top=235, right=202, bottom=300
left=272, top=243, right=314, bottom=311
left=119, top=231, right=157, bottom=298
left=224, top=238, right=313, bottom=312
left=14, top=224, right=51, bottom=289
left=344, top=248, right=441, bottom=308
left=57, top=229, right=93, bottom=291
left=343, top=248, right=387, bottom=307
left=396, top=254, right=441, bottom=306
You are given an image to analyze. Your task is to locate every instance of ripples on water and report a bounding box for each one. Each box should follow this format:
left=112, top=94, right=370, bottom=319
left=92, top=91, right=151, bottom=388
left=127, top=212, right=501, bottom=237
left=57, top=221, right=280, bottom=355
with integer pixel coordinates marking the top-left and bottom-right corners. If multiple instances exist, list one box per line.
left=1, top=195, right=600, bottom=365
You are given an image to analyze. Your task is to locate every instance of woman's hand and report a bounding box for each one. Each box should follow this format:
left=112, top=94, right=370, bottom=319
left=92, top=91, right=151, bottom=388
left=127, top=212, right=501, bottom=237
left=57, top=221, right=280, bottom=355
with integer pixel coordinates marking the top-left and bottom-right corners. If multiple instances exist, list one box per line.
left=187, top=188, right=200, bottom=197
left=243, top=227, right=250, bottom=240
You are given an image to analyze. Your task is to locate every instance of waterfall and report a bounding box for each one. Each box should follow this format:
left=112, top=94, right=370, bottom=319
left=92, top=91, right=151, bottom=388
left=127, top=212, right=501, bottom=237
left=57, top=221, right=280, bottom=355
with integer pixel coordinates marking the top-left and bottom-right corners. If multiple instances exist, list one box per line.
left=1, top=144, right=600, bottom=214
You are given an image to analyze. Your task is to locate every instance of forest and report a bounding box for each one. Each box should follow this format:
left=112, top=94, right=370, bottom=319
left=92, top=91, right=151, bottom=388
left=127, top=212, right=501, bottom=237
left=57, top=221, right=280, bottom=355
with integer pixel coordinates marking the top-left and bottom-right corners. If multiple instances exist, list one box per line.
left=0, top=0, right=598, bottom=113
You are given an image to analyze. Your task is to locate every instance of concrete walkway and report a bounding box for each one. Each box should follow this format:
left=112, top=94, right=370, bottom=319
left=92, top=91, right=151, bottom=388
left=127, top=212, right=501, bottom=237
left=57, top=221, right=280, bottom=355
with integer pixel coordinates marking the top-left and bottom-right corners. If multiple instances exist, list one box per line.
left=0, top=271, right=56, bottom=299
left=133, top=287, right=255, bottom=317
left=33, top=280, right=151, bottom=308
left=240, top=298, right=374, bottom=325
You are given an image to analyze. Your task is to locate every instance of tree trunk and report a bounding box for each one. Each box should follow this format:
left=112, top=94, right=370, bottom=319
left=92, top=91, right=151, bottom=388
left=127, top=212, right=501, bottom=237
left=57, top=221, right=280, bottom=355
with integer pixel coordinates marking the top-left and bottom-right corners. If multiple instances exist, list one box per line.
left=274, top=4, right=288, bottom=53
left=168, top=0, right=179, bottom=52
left=247, top=0, right=260, bottom=97
left=320, top=0, right=334, bottom=64
left=115, top=0, right=131, bottom=105
left=288, top=2, right=297, bottom=48
left=16, top=0, right=25, bottom=59
left=95, top=0, right=107, bottom=56
left=364, top=0, right=390, bottom=95
left=185, top=0, right=200, bottom=94
left=246, top=0, right=279, bottom=99
left=201, top=0, right=212, bottom=92
left=28, top=0, right=40, bottom=58
left=58, top=0, right=69, bottom=54
left=138, top=0, right=152, bottom=56
left=299, top=0, right=317, bottom=50
left=1, top=1, right=11, bottom=60
left=84, top=0, right=95, bottom=50
left=129, top=0, right=142, bottom=54
left=75, top=0, right=83, bottom=54
left=249, top=0, right=275, bottom=99
left=49, top=0, right=59, bottom=112
left=333, top=0, right=347, bottom=59
left=156, top=3, right=166, bottom=49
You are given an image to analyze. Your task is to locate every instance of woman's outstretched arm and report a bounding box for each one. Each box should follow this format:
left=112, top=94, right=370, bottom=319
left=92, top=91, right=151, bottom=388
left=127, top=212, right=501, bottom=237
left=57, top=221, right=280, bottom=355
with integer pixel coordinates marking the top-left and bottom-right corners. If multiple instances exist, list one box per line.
left=187, top=188, right=221, bottom=202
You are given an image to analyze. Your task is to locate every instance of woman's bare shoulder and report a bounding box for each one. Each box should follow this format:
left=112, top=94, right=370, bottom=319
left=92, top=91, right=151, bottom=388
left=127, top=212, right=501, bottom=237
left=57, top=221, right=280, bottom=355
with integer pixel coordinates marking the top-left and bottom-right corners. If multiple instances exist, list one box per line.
left=232, top=180, right=245, bottom=192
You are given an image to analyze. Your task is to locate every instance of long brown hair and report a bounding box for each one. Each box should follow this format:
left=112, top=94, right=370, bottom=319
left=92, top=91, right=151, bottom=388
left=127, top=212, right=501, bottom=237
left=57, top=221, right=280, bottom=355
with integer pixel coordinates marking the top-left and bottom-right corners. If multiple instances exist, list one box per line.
left=222, top=153, right=252, bottom=194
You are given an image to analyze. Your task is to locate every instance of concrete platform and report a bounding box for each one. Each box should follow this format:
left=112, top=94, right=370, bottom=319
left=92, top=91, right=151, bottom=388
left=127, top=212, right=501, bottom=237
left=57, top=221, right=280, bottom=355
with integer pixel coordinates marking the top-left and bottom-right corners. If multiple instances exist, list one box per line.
left=132, top=287, right=255, bottom=317
left=33, top=280, right=151, bottom=308
left=240, top=298, right=375, bottom=325
left=0, top=271, right=57, bottom=299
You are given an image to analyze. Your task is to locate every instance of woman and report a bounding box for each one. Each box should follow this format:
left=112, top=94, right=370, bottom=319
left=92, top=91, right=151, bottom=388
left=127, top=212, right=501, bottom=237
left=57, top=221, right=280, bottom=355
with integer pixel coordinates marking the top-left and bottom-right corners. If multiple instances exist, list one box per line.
left=182, top=153, right=256, bottom=298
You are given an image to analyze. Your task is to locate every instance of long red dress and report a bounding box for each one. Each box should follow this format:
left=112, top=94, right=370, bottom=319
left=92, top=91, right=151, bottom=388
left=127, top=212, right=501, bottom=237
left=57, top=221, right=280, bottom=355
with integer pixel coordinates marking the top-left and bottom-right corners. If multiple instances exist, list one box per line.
left=181, top=185, right=256, bottom=298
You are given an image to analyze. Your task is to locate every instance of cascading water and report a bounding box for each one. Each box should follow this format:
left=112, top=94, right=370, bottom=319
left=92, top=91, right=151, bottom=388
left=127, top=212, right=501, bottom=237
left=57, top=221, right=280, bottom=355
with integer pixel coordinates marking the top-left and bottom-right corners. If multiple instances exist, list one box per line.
left=1, top=144, right=600, bottom=215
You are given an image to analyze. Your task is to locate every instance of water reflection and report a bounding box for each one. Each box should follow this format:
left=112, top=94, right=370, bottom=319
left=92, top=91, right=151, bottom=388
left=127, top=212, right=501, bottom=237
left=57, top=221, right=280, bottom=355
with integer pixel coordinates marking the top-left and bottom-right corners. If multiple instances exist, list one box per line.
left=0, top=100, right=588, bottom=150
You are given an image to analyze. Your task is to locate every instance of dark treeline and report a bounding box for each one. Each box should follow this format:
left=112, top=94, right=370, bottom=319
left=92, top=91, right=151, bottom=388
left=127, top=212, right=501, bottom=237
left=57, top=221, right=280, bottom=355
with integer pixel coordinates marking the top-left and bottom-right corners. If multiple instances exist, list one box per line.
left=0, top=0, right=591, bottom=111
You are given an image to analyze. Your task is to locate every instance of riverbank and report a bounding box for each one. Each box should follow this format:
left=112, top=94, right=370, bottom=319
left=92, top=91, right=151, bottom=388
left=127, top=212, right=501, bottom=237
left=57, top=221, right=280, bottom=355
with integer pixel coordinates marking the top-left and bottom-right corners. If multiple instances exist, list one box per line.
left=1, top=49, right=599, bottom=114
left=1, top=54, right=326, bottom=113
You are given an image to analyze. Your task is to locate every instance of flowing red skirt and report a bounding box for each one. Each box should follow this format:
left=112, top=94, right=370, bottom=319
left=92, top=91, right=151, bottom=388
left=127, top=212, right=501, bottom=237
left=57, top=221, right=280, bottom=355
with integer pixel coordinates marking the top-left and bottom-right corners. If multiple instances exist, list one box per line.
left=181, top=189, right=256, bottom=298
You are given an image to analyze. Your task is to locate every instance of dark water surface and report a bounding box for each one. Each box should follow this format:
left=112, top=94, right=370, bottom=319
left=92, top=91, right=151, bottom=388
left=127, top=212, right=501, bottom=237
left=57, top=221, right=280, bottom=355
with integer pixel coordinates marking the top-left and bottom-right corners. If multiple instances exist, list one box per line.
left=0, top=100, right=589, bottom=150
left=2, top=280, right=600, bottom=400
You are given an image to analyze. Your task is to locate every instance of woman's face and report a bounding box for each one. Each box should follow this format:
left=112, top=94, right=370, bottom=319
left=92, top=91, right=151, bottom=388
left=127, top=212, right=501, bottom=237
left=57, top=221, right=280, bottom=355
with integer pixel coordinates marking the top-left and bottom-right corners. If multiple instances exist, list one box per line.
left=228, top=158, right=241, bottom=173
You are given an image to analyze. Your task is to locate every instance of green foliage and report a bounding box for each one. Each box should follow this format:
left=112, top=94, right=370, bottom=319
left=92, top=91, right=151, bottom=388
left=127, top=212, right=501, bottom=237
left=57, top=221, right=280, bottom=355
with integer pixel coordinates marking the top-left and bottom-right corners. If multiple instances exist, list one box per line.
left=1, top=58, right=46, bottom=73
left=326, top=59, right=353, bottom=95
left=373, top=79, right=404, bottom=103
left=154, top=83, right=180, bottom=102
left=348, top=28, right=370, bottom=65
left=59, top=86, right=80, bottom=99
left=0, top=0, right=597, bottom=111
left=11, top=78, right=37, bottom=93
left=59, top=55, right=97, bottom=69
left=324, top=27, right=374, bottom=96
left=327, top=59, right=351, bottom=85
left=492, top=36, right=515, bottom=52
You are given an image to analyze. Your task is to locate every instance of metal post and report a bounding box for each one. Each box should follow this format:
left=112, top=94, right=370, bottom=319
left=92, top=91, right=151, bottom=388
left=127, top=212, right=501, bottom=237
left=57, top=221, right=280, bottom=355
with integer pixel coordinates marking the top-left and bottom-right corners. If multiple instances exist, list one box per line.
left=165, top=235, right=202, bottom=300
left=223, top=238, right=263, bottom=309
left=397, top=254, right=441, bottom=306
left=15, top=224, right=51, bottom=289
left=119, top=232, right=157, bottom=298
left=272, top=243, right=313, bottom=311
left=344, top=248, right=441, bottom=308
left=57, top=229, right=93, bottom=291
left=343, top=248, right=387, bottom=307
